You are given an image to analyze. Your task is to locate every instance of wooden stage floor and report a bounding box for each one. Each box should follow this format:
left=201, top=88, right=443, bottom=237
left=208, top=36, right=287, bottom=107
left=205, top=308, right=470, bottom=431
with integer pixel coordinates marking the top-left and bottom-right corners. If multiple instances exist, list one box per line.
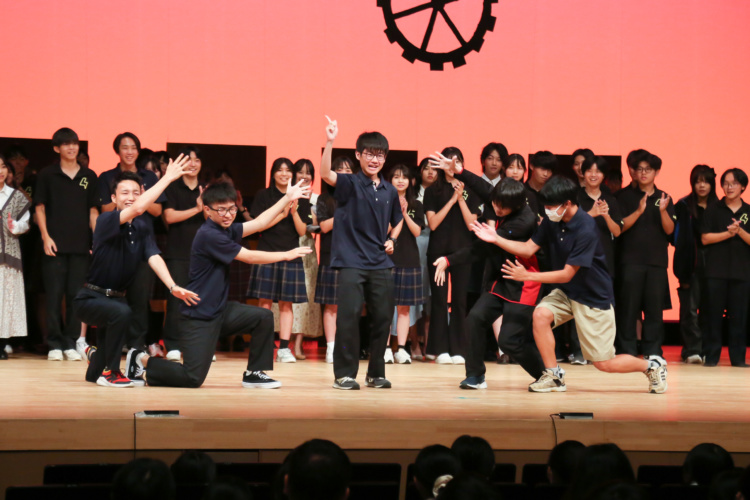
left=2, top=346, right=750, bottom=454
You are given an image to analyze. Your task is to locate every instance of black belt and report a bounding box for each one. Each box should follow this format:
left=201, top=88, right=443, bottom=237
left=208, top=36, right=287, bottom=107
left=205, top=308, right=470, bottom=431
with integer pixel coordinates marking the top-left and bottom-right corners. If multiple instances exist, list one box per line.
left=84, top=283, right=126, bottom=298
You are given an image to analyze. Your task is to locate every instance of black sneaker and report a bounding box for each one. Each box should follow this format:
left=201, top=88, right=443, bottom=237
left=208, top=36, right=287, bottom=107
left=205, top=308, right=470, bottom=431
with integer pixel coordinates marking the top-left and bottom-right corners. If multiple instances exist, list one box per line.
left=125, top=348, right=146, bottom=387
left=242, top=371, right=281, bottom=389
left=459, top=375, right=487, bottom=389
left=365, top=376, right=392, bottom=389
left=333, top=377, right=360, bottom=390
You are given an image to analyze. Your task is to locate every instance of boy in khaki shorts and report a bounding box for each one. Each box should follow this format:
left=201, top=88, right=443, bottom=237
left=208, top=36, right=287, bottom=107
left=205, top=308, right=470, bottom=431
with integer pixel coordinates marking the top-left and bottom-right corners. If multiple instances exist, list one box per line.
left=475, top=176, right=668, bottom=393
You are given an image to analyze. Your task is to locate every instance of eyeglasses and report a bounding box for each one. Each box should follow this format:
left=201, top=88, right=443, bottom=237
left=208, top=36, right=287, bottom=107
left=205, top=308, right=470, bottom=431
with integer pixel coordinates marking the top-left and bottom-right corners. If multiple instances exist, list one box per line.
left=208, top=205, right=239, bottom=216
left=636, top=167, right=654, bottom=174
left=723, top=182, right=740, bottom=189
left=362, top=152, right=386, bottom=162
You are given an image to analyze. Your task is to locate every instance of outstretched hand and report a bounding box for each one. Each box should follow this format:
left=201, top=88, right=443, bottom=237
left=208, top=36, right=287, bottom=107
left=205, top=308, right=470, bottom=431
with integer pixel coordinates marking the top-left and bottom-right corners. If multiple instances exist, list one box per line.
left=428, top=151, right=460, bottom=175
left=172, top=286, right=200, bottom=306
left=470, top=221, right=497, bottom=244
left=286, top=179, right=312, bottom=202
left=501, top=259, right=529, bottom=282
left=163, top=153, right=190, bottom=182
left=433, top=257, right=448, bottom=286
left=325, top=115, right=338, bottom=141
left=286, top=246, right=314, bottom=260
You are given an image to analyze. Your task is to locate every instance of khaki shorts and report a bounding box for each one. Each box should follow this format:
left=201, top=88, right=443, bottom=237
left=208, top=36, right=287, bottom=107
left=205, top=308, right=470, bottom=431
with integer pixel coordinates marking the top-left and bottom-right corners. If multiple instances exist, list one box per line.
left=536, top=288, right=616, bottom=362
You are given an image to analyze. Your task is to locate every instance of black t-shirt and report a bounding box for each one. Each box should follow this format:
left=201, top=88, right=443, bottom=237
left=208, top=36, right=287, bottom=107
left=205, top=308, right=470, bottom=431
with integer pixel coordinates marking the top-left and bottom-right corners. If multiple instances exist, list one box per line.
left=87, top=211, right=160, bottom=291
left=391, top=201, right=425, bottom=268
left=700, top=199, right=750, bottom=281
left=315, top=192, right=336, bottom=267
left=423, top=182, right=481, bottom=256
left=617, top=185, right=676, bottom=268
left=576, top=188, right=624, bottom=277
left=163, top=179, right=205, bottom=260
left=33, top=163, right=99, bottom=255
left=250, top=185, right=312, bottom=253
left=524, top=181, right=545, bottom=219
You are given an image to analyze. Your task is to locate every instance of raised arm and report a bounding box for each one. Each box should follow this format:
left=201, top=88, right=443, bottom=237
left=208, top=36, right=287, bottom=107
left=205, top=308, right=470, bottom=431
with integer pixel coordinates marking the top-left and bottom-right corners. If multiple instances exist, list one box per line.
left=241, top=179, right=311, bottom=237
left=234, top=246, right=313, bottom=265
left=472, top=220, right=539, bottom=259
left=320, top=116, right=338, bottom=187
left=119, top=154, right=190, bottom=224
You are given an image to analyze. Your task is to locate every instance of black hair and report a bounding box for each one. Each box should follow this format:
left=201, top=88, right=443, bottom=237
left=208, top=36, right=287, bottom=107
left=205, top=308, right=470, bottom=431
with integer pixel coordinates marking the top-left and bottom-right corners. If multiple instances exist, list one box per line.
left=684, top=165, right=718, bottom=219
left=505, top=153, right=527, bottom=171
left=414, top=157, right=432, bottom=189
left=572, top=148, right=595, bottom=162
left=203, top=476, right=253, bottom=500
left=293, top=158, right=315, bottom=184
left=171, top=450, right=216, bottom=486
left=565, top=444, right=635, bottom=500
left=708, top=469, right=743, bottom=500
left=112, top=458, right=175, bottom=500
left=387, top=164, right=418, bottom=213
left=441, top=146, right=465, bottom=165
left=355, top=131, right=389, bottom=155
left=547, top=440, right=585, bottom=485
left=1, top=154, right=16, bottom=188
left=607, top=167, right=623, bottom=183
left=3, top=144, right=28, bottom=160
left=450, top=435, right=495, bottom=479
left=136, top=153, right=156, bottom=172
left=626, top=149, right=649, bottom=169
left=436, top=473, right=500, bottom=500
left=540, top=175, right=579, bottom=206
left=481, top=142, right=509, bottom=171
left=52, top=127, right=80, bottom=147
left=212, top=168, right=233, bottom=180
left=202, top=182, right=238, bottom=207
left=583, top=481, right=649, bottom=500
left=428, top=147, right=465, bottom=198
left=683, top=443, right=735, bottom=486
left=581, top=156, right=610, bottom=177
left=413, top=445, right=462, bottom=499
left=77, top=150, right=89, bottom=160
left=269, top=157, right=293, bottom=188
left=490, top=177, right=526, bottom=212
left=530, top=151, right=558, bottom=173
left=179, top=145, right=202, bottom=161
left=333, top=155, right=357, bottom=174
left=720, top=168, right=748, bottom=191
left=112, top=171, right=144, bottom=193
left=641, top=153, right=662, bottom=171
left=286, top=439, right=351, bottom=500
left=155, top=151, right=170, bottom=164
left=113, top=132, right=141, bottom=153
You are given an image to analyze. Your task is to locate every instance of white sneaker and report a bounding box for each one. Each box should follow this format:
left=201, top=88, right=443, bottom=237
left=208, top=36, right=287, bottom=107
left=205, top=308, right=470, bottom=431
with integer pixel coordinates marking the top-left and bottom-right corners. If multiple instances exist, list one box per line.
left=63, top=349, right=82, bottom=361
left=384, top=348, right=394, bottom=364
left=212, top=355, right=217, bottom=362
left=436, top=353, right=453, bottom=364
left=276, top=347, right=296, bottom=363
left=326, top=343, right=334, bottom=364
left=394, top=348, right=411, bottom=364
left=75, top=337, right=89, bottom=359
left=166, top=350, right=182, bottom=362
left=425, top=354, right=436, bottom=361
left=48, top=349, right=63, bottom=361
left=685, top=354, right=702, bottom=365
left=4, top=344, right=12, bottom=355
left=451, top=355, right=466, bottom=365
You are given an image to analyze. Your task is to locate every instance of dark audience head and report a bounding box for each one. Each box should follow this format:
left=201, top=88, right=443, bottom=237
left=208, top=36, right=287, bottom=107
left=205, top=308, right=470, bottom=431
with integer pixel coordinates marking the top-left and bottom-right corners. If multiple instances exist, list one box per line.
left=540, top=175, right=579, bottom=207
left=171, top=450, right=217, bottom=485
left=583, top=480, right=649, bottom=500
left=112, top=458, right=175, bottom=500
left=413, top=444, right=462, bottom=499
left=202, top=476, right=253, bottom=500
left=450, top=435, right=495, bottom=479
left=52, top=127, right=80, bottom=147
left=547, top=440, right=585, bottom=485
left=285, top=439, right=351, bottom=500
left=566, top=444, right=635, bottom=500
left=739, top=464, right=750, bottom=500
left=708, top=469, right=743, bottom=500
left=435, top=473, right=500, bottom=500
left=4, top=144, right=28, bottom=162
left=683, top=443, right=734, bottom=486
left=202, top=181, right=238, bottom=207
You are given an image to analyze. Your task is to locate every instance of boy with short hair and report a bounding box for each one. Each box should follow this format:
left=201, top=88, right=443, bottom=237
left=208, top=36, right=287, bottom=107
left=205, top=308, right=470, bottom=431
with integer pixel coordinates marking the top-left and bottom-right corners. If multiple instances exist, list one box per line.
left=34, top=128, right=99, bottom=361
left=320, top=117, right=403, bottom=390
left=525, top=151, right=557, bottom=219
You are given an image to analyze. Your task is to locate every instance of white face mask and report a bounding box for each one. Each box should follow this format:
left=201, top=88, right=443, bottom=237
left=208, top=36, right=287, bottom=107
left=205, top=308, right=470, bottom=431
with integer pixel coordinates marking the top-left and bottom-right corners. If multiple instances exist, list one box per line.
left=545, top=204, right=567, bottom=222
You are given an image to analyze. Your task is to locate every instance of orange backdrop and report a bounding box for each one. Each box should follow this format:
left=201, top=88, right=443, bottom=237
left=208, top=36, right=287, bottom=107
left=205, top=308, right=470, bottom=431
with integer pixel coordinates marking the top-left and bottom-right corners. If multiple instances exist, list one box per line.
left=2, top=0, right=750, bottom=319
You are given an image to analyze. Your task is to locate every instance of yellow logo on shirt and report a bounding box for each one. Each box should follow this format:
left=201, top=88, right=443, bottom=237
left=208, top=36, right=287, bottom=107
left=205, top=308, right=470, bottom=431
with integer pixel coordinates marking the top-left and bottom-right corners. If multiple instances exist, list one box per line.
left=740, top=213, right=749, bottom=225
left=407, top=209, right=415, bottom=219
left=462, top=190, right=468, bottom=201
left=79, top=178, right=88, bottom=189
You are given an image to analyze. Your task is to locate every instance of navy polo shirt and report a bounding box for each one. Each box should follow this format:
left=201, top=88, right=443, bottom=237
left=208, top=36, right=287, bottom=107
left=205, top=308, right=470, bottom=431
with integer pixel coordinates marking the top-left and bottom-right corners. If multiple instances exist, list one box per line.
left=98, top=164, right=165, bottom=206
left=87, top=211, right=160, bottom=291
left=181, top=219, right=244, bottom=320
left=330, top=172, right=403, bottom=270
left=532, top=209, right=614, bottom=310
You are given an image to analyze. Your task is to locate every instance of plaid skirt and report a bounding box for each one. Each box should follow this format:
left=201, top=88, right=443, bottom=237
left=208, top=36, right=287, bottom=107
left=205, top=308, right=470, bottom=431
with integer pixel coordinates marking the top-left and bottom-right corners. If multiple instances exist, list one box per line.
left=393, top=267, right=424, bottom=306
left=247, top=259, right=308, bottom=303
left=314, top=265, right=339, bottom=305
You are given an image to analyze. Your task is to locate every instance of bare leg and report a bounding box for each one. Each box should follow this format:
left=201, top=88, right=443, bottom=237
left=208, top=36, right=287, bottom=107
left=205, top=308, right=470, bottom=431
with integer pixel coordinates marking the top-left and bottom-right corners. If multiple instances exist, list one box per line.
left=278, top=301, right=293, bottom=341
left=593, top=356, right=648, bottom=373
left=396, top=306, right=410, bottom=347
left=323, top=305, right=337, bottom=343
left=532, top=306, right=559, bottom=369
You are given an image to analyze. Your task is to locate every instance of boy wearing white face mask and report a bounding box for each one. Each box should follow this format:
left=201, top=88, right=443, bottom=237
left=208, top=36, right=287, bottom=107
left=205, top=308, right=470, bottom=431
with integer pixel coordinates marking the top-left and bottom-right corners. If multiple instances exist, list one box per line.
left=473, top=176, right=668, bottom=394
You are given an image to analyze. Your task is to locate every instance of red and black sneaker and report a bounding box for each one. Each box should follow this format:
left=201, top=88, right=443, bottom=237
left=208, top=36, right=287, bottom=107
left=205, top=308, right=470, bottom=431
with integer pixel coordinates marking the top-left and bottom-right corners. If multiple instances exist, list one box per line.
left=96, top=369, right=134, bottom=388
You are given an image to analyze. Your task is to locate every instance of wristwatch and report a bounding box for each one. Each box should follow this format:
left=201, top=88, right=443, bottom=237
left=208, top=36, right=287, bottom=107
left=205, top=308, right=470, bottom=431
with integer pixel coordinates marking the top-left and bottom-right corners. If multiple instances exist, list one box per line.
left=387, top=237, right=398, bottom=246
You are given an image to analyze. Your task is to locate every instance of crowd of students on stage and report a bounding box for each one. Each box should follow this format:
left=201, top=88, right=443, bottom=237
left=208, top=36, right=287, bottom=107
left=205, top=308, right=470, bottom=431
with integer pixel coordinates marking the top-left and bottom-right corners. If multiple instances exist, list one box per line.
left=1, top=130, right=749, bottom=370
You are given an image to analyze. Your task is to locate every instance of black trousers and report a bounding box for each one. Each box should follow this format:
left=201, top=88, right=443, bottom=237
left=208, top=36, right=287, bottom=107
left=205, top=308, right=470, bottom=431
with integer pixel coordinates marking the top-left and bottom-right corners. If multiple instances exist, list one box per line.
left=125, top=261, right=155, bottom=348
left=43, top=254, right=89, bottom=351
left=73, top=288, right=131, bottom=382
left=678, top=274, right=707, bottom=361
left=146, top=302, right=275, bottom=388
left=164, top=259, right=190, bottom=351
left=333, top=268, right=394, bottom=379
left=427, top=260, right=470, bottom=357
left=616, top=264, right=668, bottom=357
left=703, top=278, right=750, bottom=366
left=466, top=293, right=543, bottom=380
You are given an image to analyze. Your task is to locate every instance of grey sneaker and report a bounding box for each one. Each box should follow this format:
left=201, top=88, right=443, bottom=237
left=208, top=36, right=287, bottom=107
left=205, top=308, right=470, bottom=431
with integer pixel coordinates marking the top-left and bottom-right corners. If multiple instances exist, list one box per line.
left=569, top=353, right=587, bottom=365
left=528, top=369, right=567, bottom=393
left=459, top=376, right=487, bottom=390
left=646, top=356, right=668, bottom=394
left=365, top=376, right=392, bottom=388
left=333, top=377, right=360, bottom=390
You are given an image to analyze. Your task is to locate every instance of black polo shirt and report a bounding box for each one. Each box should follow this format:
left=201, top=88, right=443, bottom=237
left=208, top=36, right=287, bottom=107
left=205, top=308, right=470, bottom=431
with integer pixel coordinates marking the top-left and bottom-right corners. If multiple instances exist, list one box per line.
left=181, top=219, right=244, bottom=320
left=423, top=183, right=481, bottom=256
left=86, top=211, right=160, bottom=291
left=33, top=163, right=99, bottom=255
left=577, top=188, right=624, bottom=276
left=700, top=199, right=750, bottom=281
left=532, top=209, right=614, bottom=310
left=391, top=201, right=425, bottom=268
left=524, top=181, right=545, bottom=219
left=250, top=185, right=312, bottom=252
left=617, top=185, right=676, bottom=268
left=330, top=172, right=403, bottom=270
left=98, top=164, right=165, bottom=206
left=163, top=179, right=205, bottom=260
left=315, top=192, right=336, bottom=267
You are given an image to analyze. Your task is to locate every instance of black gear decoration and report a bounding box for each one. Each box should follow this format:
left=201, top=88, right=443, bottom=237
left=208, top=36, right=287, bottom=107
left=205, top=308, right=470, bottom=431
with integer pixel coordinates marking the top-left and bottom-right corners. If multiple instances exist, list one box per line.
left=377, top=0, right=497, bottom=71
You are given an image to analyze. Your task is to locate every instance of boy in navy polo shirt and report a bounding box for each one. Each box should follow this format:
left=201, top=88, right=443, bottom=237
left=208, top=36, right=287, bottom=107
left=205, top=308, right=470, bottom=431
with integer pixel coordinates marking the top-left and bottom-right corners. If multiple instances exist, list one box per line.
left=479, top=176, right=668, bottom=393
left=125, top=180, right=312, bottom=389
left=320, top=117, right=403, bottom=390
